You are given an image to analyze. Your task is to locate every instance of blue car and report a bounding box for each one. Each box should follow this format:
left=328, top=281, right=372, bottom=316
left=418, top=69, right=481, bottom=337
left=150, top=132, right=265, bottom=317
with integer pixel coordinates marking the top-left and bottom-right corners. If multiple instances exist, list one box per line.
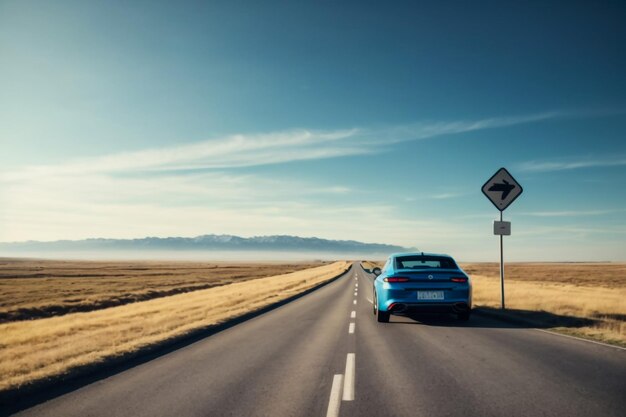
left=372, top=252, right=472, bottom=322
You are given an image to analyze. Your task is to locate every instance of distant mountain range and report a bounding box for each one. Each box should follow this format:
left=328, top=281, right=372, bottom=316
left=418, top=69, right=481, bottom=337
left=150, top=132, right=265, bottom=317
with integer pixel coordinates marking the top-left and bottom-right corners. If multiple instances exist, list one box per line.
left=0, top=234, right=414, bottom=254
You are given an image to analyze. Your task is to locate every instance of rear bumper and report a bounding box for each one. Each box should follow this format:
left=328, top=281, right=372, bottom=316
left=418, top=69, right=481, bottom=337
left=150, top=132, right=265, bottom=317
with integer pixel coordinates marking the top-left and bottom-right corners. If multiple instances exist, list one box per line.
left=387, top=302, right=470, bottom=314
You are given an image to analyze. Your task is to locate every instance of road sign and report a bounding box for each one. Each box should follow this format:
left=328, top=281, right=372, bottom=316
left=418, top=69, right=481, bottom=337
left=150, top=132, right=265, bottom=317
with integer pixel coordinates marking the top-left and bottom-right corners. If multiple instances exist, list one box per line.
left=494, top=221, right=511, bottom=235
left=481, top=167, right=523, bottom=310
left=481, top=168, right=523, bottom=211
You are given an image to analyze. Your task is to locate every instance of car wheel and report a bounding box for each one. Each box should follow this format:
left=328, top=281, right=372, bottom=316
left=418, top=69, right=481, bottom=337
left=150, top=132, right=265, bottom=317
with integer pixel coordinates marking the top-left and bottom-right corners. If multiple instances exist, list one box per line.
left=457, top=311, right=471, bottom=321
left=374, top=294, right=390, bottom=323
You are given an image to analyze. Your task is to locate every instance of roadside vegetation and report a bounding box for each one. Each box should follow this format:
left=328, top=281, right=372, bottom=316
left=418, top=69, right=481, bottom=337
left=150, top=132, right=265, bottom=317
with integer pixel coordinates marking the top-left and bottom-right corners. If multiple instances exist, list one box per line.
left=364, top=261, right=626, bottom=346
left=360, top=260, right=380, bottom=272
left=0, top=258, right=323, bottom=322
left=465, top=263, right=626, bottom=346
left=0, top=261, right=350, bottom=392
left=461, top=262, right=626, bottom=288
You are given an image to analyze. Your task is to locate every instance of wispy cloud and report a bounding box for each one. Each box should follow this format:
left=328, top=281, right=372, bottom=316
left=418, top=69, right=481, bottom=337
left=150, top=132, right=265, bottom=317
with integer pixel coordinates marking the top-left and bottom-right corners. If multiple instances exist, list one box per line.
left=1, top=111, right=565, bottom=182
left=518, top=157, right=626, bottom=173
left=366, top=111, right=562, bottom=144
left=1, top=109, right=618, bottom=249
left=428, top=192, right=471, bottom=200
left=519, top=209, right=626, bottom=217
left=0, top=129, right=365, bottom=181
left=515, top=225, right=626, bottom=237
left=0, top=167, right=481, bottom=246
left=456, top=213, right=496, bottom=220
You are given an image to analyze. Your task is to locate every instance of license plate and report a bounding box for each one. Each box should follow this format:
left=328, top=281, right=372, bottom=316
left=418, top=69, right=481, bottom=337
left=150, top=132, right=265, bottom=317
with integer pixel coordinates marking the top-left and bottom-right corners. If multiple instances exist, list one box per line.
left=417, top=291, right=444, bottom=300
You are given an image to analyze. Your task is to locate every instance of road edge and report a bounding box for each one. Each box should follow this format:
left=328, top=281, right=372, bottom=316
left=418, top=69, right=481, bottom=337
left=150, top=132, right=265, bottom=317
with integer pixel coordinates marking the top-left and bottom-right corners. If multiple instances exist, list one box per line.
left=473, top=307, right=626, bottom=350
left=0, top=264, right=353, bottom=415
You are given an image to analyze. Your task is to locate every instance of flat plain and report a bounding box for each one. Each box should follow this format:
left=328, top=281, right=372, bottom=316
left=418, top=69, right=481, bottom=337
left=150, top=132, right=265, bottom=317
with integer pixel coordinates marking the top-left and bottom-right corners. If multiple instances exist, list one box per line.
left=0, top=260, right=351, bottom=392
left=465, top=262, right=626, bottom=346
left=0, top=258, right=324, bottom=322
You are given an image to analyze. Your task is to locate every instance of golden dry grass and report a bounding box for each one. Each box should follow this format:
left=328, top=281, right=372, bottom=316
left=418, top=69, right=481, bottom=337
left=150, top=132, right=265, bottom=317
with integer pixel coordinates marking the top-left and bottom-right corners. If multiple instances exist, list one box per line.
left=471, top=273, right=626, bottom=345
left=360, top=260, right=380, bottom=271
left=0, top=261, right=350, bottom=392
left=364, top=261, right=626, bottom=345
left=464, top=263, right=626, bottom=345
left=461, top=262, right=626, bottom=288
left=0, top=258, right=324, bottom=322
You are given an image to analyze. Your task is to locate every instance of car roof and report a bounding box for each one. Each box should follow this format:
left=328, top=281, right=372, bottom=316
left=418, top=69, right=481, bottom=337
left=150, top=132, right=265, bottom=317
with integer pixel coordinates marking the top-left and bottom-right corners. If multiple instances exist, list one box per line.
left=389, top=252, right=452, bottom=258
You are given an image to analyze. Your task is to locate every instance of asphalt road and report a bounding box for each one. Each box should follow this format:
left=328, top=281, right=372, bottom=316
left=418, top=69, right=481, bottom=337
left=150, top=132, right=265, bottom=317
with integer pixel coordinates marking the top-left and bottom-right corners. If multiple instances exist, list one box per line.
left=10, top=262, right=626, bottom=417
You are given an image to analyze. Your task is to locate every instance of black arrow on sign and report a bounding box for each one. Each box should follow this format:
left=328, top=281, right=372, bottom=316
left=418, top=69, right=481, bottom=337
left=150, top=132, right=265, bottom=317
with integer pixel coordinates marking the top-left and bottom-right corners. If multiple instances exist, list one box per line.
left=488, top=180, right=516, bottom=200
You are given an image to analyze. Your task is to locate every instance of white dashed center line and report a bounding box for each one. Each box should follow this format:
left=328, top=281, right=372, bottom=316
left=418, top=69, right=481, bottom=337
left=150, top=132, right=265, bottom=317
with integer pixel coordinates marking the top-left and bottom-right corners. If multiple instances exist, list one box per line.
left=326, top=269, right=362, bottom=415
left=342, top=353, right=355, bottom=401
left=326, top=374, right=344, bottom=417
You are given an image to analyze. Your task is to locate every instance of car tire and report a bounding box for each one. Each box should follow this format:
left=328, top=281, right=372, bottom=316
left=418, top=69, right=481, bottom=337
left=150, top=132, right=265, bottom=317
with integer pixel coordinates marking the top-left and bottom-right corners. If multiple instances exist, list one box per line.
left=377, top=309, right=390, bottom=323
left=373, top=292, right=390, bottom=322
left=457, top=311, right=471, bottom=321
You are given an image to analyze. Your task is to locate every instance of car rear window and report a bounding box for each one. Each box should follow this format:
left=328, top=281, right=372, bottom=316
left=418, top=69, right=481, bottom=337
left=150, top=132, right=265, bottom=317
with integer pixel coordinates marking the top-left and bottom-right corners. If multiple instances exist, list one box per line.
left=395, top=256, right=457, bottom=269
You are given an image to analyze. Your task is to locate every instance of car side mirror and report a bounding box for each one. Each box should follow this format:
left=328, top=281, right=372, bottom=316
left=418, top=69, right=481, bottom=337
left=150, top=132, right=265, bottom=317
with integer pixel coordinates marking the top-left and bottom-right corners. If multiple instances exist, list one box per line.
left=372, top=267, right=382, bottom=276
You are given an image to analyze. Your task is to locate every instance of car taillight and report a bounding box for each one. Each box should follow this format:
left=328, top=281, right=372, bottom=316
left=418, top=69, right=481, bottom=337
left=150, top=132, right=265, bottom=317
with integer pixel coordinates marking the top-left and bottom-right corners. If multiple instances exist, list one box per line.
left=450, top=277, right=468, bottom=283
left=383, top=277, right=410, bottom=282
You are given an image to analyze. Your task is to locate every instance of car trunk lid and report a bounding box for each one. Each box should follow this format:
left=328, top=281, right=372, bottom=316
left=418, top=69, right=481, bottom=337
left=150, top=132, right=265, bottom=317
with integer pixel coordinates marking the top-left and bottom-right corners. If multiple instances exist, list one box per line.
left=392, top=268, right=465, bottom=282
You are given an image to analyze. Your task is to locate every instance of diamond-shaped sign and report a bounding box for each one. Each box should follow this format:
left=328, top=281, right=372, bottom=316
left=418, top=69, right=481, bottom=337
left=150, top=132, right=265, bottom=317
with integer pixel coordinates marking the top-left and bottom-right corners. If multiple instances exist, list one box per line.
left=482, top=168, right=523, bottom=211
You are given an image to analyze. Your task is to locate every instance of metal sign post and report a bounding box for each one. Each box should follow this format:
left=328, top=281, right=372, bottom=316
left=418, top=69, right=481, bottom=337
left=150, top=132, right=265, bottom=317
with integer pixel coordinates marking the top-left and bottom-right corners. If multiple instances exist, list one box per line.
left=499, top=211, right=505, bottom=309
left=482, top=168, right=523, bottom=310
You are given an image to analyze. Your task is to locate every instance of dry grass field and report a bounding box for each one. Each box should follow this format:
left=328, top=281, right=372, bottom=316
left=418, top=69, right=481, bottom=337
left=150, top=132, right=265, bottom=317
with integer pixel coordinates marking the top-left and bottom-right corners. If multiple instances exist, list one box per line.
left=364, top=261, right=626, bottom=346
left=0, top=258, right=323, bottom=322
left=464, top=263, right=626, bottom=346
left=461, top=262, right=626, bottom=288
left=360, top=260, right=380, bottom=271
left=0, top=261, right=350, bottom=392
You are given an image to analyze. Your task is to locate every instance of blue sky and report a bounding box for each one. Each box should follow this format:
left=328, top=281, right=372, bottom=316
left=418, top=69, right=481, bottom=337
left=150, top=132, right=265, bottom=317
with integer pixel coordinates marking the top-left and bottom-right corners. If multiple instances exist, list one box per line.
left=1, top=0, right=626, bottom=260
